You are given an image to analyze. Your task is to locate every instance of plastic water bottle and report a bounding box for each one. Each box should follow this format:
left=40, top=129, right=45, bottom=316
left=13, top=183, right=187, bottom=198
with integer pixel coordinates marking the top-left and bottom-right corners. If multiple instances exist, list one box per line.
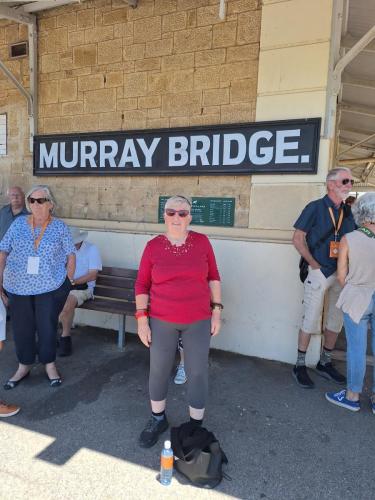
left=160, top=440, right=173, bottom=485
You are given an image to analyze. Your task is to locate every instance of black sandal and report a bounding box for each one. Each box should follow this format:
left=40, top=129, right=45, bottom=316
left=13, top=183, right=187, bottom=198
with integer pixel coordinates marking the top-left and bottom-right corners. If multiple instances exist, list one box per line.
left=46, top=375, right=62, bottom=387
left=4, top=371, right=30, bottom=390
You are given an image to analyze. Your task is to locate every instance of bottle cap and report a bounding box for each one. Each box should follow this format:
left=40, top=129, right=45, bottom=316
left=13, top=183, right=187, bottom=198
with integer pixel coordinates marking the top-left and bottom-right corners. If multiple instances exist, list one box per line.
left=164, top=440, right=171, bottom=449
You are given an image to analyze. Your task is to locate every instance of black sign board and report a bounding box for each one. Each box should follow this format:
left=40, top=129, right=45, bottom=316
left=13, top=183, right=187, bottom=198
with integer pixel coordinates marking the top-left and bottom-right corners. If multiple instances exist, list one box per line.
left=34, top=118, right=320, bottom=176
left=158, top=197, right=235, bottom=227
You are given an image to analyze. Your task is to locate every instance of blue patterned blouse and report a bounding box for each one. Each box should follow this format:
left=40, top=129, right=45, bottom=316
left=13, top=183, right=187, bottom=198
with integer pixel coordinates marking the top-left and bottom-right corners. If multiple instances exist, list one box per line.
left=0, top=215, right=75, bottom=295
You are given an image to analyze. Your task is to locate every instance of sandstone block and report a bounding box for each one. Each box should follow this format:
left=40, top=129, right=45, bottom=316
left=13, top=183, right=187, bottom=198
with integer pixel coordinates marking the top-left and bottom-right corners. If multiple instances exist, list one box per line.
left=43, top=117, right=61, bottom=133
left=134, top=17, right=162, bottom=44
left=135, top=57, right=161, bottom=72
left=147, top=108, right=161, bottom=118
left=45, top=27, right=68, bottom=53
left=85, top=26, right=113, bottom=44
left=197, top=5, right=223, bottom=26
left=59, top=78, right=77, bottom=102
left=39, top=81, right=59, bottom=104
left=173, top=26, right=212, bottom=53
left=162, top=12, right=187, bottom=32
left=195, top=48, right=225, bottom=67
left=194, top=66, right=220, bottom=89
left=162, top=91, right=201, bottom=117
left=122, top=109, right=147, bottom=129
left=103, top=8, right=128, bottom=25
left=84, top=88, right=116, bottom=113
left=117, top=97, right=138, bottom=111
left=60, top=57, right=74, bottom=70
left=57, top=12, right=77, bottom=28
left=177, top=0, right=209, bottom=10
left=78, top=73, right=104, bottom=91
left=71, top=113, right=99, bottom=132
left=155, top=0, right=177, bottom=15
left=77, top=9, right=94, bottom=29
left=189, top=113, right=220, bottom=126
left=123, top=72, right=148, bottom=97
left=187, top=10, right=197, bottom=28
left=105, top=72, right=123, bottom=87
left=227, top=0, right=259, bottom=15
left=227, top=43, right=259, bottom=62
left=203, top=87, right=229, bottom=106
left=220, top=61, right=257, bottom=85
left=213, top=20, right=237, bottom=48
left=98, top=39, right=123, bottom=64
left=138, top=95, right=161, bottom=109
left=39, top=17, right=57, bottom=31
left=237, top=10, right=261, bottom=45
left=161, top=52, right=194, bottom=71
left=146, top=117, right=170, bottom=128
left=68, top=30, right=85, bottom=47
left=123, top=43, right=145, bottom=61
left=114, top=22, right=133, bottom=39
left=41, top=54, right=60, bottom=73
left=99, top=112, right=123, bottom=130
left=128, top=1, right=155, bottom=21
left=40, top=103, right=61, bottom=118
left=230, top=78, right=257, bottom=102
left=145, top=38, right=173, bottom=57
left=73, top=44, right=97, bottom=67
left=61, top=101, right=84, bottom=115
left=220, top=102, right=254, bottom=123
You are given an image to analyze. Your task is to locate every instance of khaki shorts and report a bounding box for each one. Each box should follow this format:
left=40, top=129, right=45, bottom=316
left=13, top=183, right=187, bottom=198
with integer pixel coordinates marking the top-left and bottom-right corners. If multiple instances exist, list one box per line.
left=70, top=288, right=93, bottom=307
left=301, top=267, right=343, bottom=334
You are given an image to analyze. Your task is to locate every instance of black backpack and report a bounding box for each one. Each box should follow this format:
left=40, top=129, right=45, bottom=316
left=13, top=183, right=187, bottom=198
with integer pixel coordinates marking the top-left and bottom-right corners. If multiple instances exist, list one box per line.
left=171, top=422, right=229, bottom=489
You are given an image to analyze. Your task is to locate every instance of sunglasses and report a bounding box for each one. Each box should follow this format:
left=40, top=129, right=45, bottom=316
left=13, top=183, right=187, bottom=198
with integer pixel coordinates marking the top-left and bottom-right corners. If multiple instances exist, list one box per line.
left=165, top=209, right=190, bottom=218
left=341, top=179, right=354, bottom=186
left=29, top=197, right=50, bottom=205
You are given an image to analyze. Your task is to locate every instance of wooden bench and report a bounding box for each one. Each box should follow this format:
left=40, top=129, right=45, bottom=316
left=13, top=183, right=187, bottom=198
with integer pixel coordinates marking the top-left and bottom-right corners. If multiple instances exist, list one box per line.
left=78, top=266, right=138, bottom=349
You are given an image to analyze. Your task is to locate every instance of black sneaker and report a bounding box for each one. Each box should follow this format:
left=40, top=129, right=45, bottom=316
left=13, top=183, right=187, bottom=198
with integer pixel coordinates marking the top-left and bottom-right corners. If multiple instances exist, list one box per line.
left=315, top=362, right=346, bottom=385
left=58, top=336, right=72, bottom=357
left=138, top=416, right=169, bottom=448
left=292, top=365, right=314, bottom=388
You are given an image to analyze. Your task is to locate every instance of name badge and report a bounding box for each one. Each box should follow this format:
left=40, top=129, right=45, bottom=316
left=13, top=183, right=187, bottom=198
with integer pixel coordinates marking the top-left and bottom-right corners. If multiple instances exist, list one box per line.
left=27, top=256, right=40, bottom=275
left=329, top=241, right=340, bottom=259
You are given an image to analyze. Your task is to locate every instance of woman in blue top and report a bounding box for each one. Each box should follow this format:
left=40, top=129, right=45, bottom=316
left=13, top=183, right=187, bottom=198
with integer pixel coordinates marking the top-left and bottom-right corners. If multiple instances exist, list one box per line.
left=0, top=185, right=76, bottom=388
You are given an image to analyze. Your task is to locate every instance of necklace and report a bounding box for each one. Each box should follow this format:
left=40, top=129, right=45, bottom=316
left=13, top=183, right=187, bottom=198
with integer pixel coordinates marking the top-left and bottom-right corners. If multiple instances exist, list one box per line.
left=165, top=232, right=189, bottom=246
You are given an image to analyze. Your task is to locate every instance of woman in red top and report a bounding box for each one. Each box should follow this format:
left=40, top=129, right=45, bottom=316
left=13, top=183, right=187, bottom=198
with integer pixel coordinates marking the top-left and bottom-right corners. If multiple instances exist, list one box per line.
left=135, top=195, right=222, bottom=448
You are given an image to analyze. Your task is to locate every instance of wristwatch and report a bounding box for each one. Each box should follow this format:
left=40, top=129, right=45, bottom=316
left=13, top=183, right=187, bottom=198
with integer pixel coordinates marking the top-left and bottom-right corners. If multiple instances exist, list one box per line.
left=211, top=302, right=224, bottom=311
left=69, top=279, right=75, bottom=286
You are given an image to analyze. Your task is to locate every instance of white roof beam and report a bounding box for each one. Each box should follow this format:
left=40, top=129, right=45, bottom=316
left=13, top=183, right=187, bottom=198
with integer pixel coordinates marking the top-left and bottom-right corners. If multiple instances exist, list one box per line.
left=341, top=34, right=375, bottom=55
left=342, top=73, right=375, bottom=90
left=22, top=1, right=81, bottom=13
left=0, top=4, right=35, bottom=24
left=340, top=102, right=375, bottom=118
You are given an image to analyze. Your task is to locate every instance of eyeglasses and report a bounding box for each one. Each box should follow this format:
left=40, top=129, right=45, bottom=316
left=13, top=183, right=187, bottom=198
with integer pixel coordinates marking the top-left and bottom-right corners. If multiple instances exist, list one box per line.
left=29, top=197, right=50, bottom=205
left=341, top=179, right=354, bottom=186
left=165, top=209, right=190, bottom=218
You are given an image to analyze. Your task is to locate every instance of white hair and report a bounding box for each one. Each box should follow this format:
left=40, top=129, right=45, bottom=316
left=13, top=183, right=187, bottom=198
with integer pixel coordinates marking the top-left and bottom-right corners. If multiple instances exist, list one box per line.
left=25, top=185, right=57, bottom=213
left=351, top=192, right=375, bottom=226
left=326, top=167, right=352, bottom=182
left=164, top=195, right=192, bottom=210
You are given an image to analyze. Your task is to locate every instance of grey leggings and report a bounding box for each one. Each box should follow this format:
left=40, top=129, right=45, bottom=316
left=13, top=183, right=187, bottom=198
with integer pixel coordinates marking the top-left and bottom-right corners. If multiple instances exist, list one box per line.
left=149, top=318, right=211, bottom=409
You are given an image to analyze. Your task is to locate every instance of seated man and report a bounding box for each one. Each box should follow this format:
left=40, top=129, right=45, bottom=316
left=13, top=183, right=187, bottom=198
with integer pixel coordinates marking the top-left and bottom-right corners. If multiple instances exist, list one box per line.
left=0, top=299, right=20, bottom=417
left=58, top=227, right=102, bottom=357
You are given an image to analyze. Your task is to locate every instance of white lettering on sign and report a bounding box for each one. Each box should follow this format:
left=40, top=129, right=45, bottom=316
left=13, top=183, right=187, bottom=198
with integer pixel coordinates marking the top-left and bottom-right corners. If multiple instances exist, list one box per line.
left=275, top=129, right=300, bottom=164
left=137, top=137, right=160, bottom=167
left=249, top=131, right=273, bottom=165
left=40, top=142, right=58, bottom=168
left=169, top=137, right=189, bottom=166
left=99, top=140, right=118, bottom=168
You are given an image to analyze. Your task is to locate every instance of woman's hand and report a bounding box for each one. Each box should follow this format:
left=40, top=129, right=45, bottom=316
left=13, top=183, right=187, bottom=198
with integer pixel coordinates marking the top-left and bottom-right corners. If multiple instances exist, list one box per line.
left=0, top=288, right=8, bottom=307
left=211, top=310, right=221, bottom=336
left=137, top=317, right=152, bottom=347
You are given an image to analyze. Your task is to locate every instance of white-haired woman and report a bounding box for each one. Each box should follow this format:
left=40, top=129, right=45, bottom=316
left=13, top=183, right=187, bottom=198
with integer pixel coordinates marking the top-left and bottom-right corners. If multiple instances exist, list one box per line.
left=0, top=185, right=75, bottom=388
left=326, top=192, right=375, bottom=413
left=135, top=195, right=222, bottom=448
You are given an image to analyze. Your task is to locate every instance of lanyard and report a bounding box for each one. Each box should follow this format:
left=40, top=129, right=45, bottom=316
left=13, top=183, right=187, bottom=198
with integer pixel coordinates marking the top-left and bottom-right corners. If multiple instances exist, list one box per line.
left=29, top=215, right=51, bottom=251
left=358, top=227, right=375, bottom=239
left=328, top=207, right=343, bottom=241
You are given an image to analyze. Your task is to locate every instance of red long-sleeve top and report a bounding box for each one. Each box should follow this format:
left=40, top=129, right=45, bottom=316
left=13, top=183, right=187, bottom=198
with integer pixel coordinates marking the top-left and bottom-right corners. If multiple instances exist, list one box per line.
left=135, top=231, right=221, bottom=324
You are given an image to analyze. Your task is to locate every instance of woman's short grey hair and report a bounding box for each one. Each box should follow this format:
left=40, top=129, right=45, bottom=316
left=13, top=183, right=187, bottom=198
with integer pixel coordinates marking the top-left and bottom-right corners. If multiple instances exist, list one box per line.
left=326, top=167, right=352, bottom=182
left=352, top=192, right=375, bottom=226
left=164, top=195, right=192, bottom=210
left=25, top=185, right=57, bottom=213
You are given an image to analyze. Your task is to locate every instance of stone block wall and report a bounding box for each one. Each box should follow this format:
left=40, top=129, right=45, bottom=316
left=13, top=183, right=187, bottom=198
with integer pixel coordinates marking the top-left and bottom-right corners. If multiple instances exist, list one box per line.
left=0, top=0, right=261, bottom=226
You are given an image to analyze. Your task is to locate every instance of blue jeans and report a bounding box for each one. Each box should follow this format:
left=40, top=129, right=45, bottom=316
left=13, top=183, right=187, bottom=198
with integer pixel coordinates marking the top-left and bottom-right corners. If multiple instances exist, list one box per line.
left=344, top=292, right=375, bottom=393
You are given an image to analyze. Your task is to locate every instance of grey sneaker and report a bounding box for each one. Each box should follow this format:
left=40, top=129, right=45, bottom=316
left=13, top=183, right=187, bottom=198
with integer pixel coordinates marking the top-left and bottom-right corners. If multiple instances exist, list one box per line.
left=138, top=416, right=169, bottom=448
left=174, top=364, right=187, bottom=385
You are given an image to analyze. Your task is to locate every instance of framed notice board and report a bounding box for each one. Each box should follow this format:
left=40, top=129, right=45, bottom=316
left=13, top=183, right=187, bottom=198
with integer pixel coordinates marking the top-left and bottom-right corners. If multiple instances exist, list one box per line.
left=158, top=197, right=235, bottom=227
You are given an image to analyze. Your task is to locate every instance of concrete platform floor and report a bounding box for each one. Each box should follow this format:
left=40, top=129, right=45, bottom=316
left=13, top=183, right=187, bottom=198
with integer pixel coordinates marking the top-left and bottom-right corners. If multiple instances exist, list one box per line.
left=0, top=325, right=374, bottom=500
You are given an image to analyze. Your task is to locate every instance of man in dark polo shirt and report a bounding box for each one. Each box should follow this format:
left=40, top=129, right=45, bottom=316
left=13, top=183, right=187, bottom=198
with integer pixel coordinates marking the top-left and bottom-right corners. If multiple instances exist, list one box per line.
left=292, top=167, right=356, bottom=388
left=0, top=186, right=28, bottom=242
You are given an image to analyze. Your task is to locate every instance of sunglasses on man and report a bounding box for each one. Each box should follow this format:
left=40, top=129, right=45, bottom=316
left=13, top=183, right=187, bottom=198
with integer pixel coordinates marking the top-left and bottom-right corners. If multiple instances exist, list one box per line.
left=28, top=197, right=50, bottom=205
left=165, top=208, right=190, bottom=218
left=340, top=178, right=354, bottom=186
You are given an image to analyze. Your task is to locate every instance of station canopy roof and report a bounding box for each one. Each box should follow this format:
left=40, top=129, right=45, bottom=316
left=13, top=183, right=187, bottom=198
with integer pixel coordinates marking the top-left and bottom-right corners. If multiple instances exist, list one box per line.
left=338, top=0, right=375, bottom=189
